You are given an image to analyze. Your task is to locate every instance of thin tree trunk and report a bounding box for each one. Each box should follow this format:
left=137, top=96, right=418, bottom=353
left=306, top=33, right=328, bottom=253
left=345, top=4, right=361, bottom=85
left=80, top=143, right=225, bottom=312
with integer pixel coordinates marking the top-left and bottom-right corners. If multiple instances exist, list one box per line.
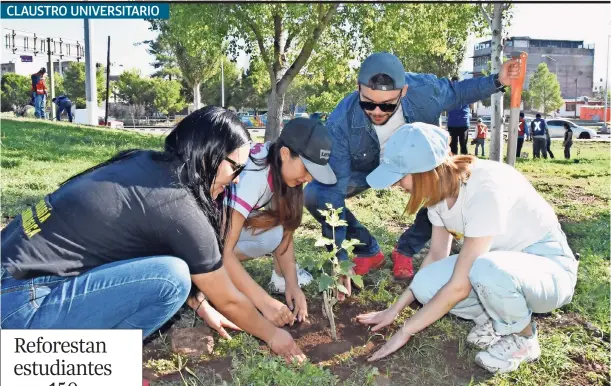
left=193, top=82, right=201, bottom=111
left=264, top=87, right=285, bottom=142
left=489, top=3, right=505, bottom=162
left=323, top=290, right=337, bottom=341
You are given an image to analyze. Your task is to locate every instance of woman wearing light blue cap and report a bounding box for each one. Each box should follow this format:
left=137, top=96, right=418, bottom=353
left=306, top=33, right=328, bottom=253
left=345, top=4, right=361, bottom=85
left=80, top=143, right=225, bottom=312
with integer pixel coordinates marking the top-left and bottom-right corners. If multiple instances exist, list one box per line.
left=357, top=123, right=578, bottom=374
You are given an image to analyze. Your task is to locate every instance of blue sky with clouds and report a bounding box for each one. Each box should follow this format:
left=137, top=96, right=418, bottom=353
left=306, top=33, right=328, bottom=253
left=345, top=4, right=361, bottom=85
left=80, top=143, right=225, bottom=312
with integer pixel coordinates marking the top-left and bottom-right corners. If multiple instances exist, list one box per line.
left=2, top=3, right=609, bottom=89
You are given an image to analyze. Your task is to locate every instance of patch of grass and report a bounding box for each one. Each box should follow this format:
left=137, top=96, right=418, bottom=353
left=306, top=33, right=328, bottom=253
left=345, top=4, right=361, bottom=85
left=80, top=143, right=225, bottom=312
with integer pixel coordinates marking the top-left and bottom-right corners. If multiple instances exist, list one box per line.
left=2, top=118, right=609, bottom=385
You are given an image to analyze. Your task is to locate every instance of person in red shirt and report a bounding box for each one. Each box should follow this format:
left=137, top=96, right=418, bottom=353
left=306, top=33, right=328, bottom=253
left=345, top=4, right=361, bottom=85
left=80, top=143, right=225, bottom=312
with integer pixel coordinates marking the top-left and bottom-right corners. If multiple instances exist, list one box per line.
left=474, top=118, right=488, bottom=157
left=31, top=67, right=47, bottom=119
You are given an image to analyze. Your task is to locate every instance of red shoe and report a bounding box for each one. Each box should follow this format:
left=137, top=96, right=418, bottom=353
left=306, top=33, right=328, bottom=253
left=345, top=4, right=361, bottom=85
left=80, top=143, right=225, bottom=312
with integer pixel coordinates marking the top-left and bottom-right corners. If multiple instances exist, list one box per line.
left=143, top=380, right=150, bottom=386
left=353, top=251, right=385, bottom=276
left=391, top=248, right=414, bottom=279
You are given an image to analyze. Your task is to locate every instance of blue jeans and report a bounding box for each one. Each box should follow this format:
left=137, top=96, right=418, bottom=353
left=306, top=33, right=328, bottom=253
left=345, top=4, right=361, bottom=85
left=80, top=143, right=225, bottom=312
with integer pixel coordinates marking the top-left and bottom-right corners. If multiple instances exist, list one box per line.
left=34, top=94, right=46, bottom=118
left=304, top=183, right=432, bottom=260
left=1, top=256, right=191, bottom=339
left=57, top=104, right=73, bottom=122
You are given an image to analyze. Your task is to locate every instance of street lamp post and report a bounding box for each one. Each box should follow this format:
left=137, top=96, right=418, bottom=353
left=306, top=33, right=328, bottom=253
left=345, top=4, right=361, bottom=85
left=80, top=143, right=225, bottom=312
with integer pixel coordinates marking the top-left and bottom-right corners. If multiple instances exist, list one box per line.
left=574, top=78, right=578, bottom=119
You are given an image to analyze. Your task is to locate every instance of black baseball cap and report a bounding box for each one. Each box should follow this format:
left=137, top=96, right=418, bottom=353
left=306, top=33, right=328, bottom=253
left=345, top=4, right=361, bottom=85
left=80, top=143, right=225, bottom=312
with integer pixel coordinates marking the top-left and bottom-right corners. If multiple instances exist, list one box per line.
left=279, top=118, right=336, bottom=185
left=358, top=52, right=406, bottom=91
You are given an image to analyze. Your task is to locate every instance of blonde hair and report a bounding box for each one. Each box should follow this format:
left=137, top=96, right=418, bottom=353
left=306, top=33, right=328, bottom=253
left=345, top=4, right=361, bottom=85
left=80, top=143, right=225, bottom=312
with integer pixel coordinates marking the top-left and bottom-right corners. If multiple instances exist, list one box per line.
left=404, top=155, right=476, bottom=214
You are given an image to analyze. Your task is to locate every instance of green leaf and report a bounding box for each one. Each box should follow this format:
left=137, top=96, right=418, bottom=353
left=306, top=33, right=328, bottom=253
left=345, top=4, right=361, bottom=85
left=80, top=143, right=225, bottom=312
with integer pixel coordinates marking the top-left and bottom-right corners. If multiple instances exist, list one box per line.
left=318, top=273, right=334, bottom=292
left=351, top=275, right=364, bottom=289
left=337, top=284, right=349, bottom=295
left=315, top=237, right=334, bottom=247
left=339, top=260, right=355, bottom=275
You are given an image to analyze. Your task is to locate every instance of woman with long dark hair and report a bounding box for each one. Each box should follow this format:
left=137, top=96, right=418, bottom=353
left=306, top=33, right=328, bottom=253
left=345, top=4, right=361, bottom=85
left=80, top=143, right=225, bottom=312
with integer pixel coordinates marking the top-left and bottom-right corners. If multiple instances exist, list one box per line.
left=1, top=106, right=304, bottom=362
left=200, top=118, right=336, bottom=327
left=358, top=123, right=577, bottom=373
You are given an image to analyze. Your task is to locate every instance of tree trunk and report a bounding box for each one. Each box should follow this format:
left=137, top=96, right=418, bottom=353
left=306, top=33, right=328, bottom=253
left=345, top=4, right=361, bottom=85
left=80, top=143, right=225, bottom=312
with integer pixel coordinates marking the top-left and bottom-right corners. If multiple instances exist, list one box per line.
left=489, top=3, right=505, bottom=162
left=264, top=87, right=285, bottom=142
left=193, top=82, right=202, bottom=111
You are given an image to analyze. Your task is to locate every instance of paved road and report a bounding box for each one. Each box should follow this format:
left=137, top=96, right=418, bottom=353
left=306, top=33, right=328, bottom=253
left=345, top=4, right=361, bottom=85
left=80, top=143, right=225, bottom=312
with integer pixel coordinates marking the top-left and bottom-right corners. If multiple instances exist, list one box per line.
left=115, top=126, right=266, bottom=137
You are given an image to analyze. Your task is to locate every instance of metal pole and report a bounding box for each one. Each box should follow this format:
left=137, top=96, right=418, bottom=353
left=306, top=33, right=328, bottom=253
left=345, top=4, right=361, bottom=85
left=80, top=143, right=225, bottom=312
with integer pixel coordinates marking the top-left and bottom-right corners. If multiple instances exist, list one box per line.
left=221, top=58, right=225, bottom=108
left=574, top=78, right=578, bottom=119
left=104, top=36, right=111, bottom=126
left=84, top=18, right=98, bottom=126
left=47, top=37, right=55, bottom=120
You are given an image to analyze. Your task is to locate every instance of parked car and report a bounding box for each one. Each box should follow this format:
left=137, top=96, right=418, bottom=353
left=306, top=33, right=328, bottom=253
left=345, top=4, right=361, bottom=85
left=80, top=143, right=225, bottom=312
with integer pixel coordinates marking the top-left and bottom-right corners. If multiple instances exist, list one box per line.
left=545, top=118, right=597, bottom=139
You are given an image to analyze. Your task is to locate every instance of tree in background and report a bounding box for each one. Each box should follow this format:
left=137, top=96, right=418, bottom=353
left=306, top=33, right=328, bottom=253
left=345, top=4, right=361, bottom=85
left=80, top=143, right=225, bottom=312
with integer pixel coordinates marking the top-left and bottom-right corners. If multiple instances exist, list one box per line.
left=147, top=3, right=482, bottom=139
left=114, top=70, right=155, bottom=123
left=62, top=62, right=106, bottom=108
left=478, top=2, right=513, bottom=162
left=151, top=78, right=187, bottom=116
left=148, top=4, right=227, bottom=111
left=1, top=73, right=31, bottom=111
left=199, top=57, right=242, bottom=109
left=528, top=63, right=564, bottom=116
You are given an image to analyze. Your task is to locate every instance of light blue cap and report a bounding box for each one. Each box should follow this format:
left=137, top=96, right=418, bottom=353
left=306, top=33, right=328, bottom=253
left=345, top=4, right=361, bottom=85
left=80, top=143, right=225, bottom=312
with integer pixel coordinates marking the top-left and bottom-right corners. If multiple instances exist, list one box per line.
left=367, top=123, right=450, bottom=189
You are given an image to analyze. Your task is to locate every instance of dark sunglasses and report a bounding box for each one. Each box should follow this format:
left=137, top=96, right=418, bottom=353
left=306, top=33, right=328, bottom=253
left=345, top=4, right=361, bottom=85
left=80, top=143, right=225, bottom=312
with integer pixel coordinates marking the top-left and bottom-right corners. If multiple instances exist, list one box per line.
left=225, top=156, right=246, bottom=178
left=358, top=90, right=402, bottom=113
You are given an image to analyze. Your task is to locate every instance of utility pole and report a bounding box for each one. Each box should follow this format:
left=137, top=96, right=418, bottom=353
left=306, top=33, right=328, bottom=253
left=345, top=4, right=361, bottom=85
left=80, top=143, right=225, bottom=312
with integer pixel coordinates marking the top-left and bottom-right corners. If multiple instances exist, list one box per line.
left=104, top=36, right=111, bottom=126
left=574, top=78, right=578, bottom=119
left=84, top=18, right=98, bottom=126
left=46, top=37, right=55, bottom=120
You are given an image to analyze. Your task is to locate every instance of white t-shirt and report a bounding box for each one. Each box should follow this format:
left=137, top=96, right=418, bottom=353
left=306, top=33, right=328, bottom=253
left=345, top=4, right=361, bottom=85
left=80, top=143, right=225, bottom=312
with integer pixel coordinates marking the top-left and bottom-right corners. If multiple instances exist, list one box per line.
left=373, top=104, right=406, bottom=157
left=427, top=159, right=558, bottom=252
left=228, top=142, right=274, bottom=219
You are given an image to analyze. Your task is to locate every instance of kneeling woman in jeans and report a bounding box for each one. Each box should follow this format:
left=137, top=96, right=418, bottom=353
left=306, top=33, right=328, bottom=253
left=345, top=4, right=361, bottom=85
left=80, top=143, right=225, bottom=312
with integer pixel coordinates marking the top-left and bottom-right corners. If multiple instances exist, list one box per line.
left=358, top=123, right=578, bottom=373
left=204, top=118, right=336, bottom=327
left=1, top=106, right=304, bottom=363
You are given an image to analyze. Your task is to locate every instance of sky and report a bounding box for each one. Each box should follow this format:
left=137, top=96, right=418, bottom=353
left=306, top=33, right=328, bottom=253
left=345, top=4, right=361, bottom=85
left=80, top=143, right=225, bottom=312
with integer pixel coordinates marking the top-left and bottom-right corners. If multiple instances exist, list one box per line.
left=2, top=3, right=610, bottom=89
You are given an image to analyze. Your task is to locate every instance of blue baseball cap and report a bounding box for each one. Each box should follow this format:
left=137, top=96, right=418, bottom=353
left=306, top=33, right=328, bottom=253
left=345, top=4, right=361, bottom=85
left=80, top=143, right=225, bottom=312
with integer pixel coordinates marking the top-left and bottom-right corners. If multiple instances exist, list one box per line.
left=367, top=123, right=450, bottom=189
left=358, top=52, right=406, bottom=91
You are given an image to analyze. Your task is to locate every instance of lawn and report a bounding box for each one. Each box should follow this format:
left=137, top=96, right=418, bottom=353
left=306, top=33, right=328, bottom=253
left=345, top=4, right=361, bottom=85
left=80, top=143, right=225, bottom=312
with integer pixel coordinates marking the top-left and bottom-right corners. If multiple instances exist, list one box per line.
left=1, top=117, right=609, bottom=386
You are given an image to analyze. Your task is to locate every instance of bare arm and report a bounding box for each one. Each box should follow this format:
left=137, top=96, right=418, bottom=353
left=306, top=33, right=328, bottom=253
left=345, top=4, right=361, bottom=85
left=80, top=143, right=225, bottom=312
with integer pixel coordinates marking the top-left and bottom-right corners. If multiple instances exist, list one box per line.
left=401, top=236, right=493, bottom=334
left=222, top=209, right=273, bottom=310
left=367, top=235, right=493, bottom=361
left=192, top=267, right=305, bottom=362
left=394, top=226, right=452, bottom=312
left=192, top=267, right=274, bottom=343
left=419, top=226, right=453, bottom=271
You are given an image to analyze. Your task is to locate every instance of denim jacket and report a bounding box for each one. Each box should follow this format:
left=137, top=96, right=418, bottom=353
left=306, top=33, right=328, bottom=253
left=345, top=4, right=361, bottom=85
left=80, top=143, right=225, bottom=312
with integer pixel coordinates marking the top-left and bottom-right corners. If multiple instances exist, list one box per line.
left=313, top=73, right=501, bottom=248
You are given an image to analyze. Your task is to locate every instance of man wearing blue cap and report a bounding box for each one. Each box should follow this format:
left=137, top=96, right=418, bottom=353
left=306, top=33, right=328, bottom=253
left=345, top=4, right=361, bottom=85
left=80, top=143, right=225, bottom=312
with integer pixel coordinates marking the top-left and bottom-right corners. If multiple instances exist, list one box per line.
left=304, top=52, right=521, bottom=292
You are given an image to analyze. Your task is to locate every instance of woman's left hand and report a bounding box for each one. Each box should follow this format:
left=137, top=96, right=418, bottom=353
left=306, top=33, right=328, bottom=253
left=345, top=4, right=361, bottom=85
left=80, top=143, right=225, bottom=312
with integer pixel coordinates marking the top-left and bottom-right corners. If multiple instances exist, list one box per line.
left=285, top=285, right=308, bottom=323
left=188, top=292, right=242, bottom=339
left=368, top=327, right=413, bottom=362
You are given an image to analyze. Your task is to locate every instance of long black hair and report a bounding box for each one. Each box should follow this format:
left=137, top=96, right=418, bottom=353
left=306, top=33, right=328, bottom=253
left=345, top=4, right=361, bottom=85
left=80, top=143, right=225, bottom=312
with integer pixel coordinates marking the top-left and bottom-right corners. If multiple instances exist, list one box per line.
left=61, top=106, right=251, bottom=249
left=244, top=140, right=304, bottom=255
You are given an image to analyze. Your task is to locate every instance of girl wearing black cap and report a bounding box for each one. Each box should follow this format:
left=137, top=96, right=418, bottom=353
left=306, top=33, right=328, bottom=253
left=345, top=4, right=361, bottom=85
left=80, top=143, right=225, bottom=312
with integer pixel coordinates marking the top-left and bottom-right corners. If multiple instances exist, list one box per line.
left=190, top=118, right=336, bottom=328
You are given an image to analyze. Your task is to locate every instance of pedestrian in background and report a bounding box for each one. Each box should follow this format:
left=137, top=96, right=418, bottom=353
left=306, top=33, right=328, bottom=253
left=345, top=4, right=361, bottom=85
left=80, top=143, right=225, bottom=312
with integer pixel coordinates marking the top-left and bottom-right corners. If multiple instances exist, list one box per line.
left=474, top=118, right=488, bottom=157
left=446, top=76, right=471, bottom=155
left=563, top=122, right=573, bottom=159
left=531, top=114, right=548, bottom=159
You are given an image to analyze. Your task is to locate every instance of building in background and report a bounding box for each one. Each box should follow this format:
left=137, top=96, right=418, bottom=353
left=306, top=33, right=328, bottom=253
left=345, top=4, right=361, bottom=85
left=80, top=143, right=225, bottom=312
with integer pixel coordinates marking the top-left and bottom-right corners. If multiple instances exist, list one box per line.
left=52, top=60, right=74, bottom=76
left=1, top=62, right=16, bottom=76
left=472, top=36, right=595, bottom=98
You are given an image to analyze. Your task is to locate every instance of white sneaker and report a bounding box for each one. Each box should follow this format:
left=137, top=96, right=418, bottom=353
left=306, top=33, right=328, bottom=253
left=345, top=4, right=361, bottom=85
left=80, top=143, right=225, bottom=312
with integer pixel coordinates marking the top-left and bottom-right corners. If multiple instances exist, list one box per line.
left=475, top=323, right=541, bottom=374
left=269, top=264, right=313, bottom=294
left=467, top=319, right=500, bottom=349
